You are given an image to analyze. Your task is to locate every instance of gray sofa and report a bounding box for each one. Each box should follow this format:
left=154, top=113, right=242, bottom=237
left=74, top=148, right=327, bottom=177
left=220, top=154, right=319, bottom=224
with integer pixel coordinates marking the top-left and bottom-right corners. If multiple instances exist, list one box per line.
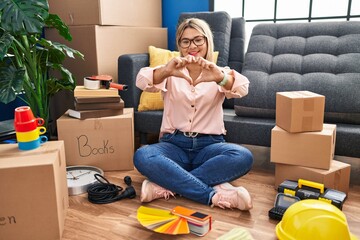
left=118, top=13, right=360, bottom=169
left=233, top=21, right=360, bottom=160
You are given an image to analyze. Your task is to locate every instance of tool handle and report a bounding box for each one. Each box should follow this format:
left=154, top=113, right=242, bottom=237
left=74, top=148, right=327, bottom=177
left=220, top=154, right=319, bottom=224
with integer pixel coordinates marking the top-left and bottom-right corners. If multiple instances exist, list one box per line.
left=298, top=179, right=324, bottom=193
left=109, top=82, right=128, bottom=91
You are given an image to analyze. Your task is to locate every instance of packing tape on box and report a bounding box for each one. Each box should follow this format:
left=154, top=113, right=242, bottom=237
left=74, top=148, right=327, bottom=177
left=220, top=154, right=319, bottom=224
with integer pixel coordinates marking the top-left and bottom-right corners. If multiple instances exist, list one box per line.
left=84, top=77, right=100, bottom=90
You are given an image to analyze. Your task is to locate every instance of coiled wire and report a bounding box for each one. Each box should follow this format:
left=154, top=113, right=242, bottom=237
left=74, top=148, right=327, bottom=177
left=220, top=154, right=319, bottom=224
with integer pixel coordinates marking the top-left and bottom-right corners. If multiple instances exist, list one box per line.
left=87, top=174, right=124, bottom=204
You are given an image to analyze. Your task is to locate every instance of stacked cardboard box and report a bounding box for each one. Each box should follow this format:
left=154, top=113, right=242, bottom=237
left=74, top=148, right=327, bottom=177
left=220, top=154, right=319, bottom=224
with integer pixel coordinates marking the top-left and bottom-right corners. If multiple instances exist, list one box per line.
left=47, top=0, right=167, bottom=133
left=271, top=91, right=351, bottom=193
left=0, top=141, right=68, bottom=240
left=57, top=108, right=135, bottom=171
left=46, top=0, right=167, bottom=84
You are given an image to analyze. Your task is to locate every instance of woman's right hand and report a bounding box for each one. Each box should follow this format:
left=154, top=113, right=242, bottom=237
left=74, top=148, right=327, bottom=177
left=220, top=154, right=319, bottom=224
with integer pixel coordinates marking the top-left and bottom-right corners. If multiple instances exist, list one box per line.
left=163, top=55, right=196, bottom=84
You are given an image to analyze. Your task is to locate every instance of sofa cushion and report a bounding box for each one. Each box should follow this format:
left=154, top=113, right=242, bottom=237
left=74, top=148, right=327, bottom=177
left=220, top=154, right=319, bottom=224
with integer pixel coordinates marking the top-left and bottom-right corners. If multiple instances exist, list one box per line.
left=235, top=21, right=360, bottom=124
left=137, top=46, right=177, bottom=112
left=149, top=46, right=180, bottom=68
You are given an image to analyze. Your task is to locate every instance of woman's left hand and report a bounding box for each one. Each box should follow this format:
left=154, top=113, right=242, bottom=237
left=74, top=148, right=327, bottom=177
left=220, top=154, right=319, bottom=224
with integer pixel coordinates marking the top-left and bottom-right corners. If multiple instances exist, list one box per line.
left=192, top=58, right=224, bottom=86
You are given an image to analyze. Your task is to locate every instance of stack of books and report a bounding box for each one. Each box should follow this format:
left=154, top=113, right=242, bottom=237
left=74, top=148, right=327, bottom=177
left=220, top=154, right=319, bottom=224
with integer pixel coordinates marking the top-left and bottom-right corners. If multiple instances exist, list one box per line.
left=137, top=206, right=212, bottom=236
left=67, top=86, right=124, bottom=119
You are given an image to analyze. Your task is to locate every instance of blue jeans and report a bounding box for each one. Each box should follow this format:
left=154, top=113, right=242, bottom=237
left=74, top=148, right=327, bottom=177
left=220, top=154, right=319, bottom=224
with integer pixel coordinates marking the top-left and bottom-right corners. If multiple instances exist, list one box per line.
left=133, top=131, right=254, bottom=205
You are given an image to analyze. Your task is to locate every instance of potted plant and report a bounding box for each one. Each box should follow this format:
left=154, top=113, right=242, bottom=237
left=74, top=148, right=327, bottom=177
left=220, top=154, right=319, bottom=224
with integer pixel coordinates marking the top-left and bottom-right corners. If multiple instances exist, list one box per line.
left=0, top=0, right=83, bottom=129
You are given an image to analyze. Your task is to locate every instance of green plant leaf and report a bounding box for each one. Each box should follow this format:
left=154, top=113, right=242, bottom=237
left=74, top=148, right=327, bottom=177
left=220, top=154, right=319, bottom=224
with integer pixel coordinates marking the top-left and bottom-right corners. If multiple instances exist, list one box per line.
left=36, top=38, right=84, bottom=64
left=0, top=0, right=49, bottom=35
left=0, top=28, right=14, bottom=61
left=47, top=63, right=76, bottom=96
left=52, top=41, right=84, bottom=59
left=45, top=14, right=72, bottom=41
left=0, top=0, right=83, bottom=128
left=0, top=65, right=25, bottom=103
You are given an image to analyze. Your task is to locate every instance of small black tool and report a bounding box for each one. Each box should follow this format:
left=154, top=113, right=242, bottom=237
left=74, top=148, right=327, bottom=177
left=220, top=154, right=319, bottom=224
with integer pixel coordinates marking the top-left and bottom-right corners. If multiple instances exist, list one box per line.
left=268, top=193, right=300, bottom=220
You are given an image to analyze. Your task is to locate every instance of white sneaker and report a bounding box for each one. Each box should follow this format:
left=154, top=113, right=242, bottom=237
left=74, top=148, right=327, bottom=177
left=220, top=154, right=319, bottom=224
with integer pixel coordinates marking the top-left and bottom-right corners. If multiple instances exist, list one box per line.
left=140, top=179, right=175, bottom=203
left=213, top=182, right=253, bottom=210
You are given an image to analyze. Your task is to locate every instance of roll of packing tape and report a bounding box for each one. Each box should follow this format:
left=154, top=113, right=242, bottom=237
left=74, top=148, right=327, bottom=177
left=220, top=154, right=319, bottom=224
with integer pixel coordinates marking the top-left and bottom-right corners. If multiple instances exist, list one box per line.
left=84, top=77, right=100, bottom=90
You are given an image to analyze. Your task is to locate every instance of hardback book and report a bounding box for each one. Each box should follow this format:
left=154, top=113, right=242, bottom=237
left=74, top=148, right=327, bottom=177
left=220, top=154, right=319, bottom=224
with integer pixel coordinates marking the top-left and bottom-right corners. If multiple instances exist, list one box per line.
left=67, top=108, right=123, bottom=120
left=171, top=206, right=212, bottom=236
left=137, top=206, right=211, bottom=236
left=74, top=99, right=124, bottom=111
left=75, top=96, right=121, bottom=103
left=74, top=86, right=119, bottom=97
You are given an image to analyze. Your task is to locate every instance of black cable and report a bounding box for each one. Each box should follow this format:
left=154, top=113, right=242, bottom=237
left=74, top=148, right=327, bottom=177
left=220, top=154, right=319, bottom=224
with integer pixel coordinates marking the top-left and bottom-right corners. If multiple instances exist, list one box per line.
left=87, top=174, right=136, bottom=204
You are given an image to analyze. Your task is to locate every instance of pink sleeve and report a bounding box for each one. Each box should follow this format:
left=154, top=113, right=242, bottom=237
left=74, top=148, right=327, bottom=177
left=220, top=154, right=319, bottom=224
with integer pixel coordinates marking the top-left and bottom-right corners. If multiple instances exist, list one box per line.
left=136, top=66, right=167, bottom=92
left=220, top=68, right=249, bottom=98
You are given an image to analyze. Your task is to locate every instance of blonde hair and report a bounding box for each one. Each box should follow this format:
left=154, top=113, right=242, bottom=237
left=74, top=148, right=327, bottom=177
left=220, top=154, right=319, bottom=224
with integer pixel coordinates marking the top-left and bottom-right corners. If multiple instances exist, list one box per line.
left=176, top=18, right=214, bottom=62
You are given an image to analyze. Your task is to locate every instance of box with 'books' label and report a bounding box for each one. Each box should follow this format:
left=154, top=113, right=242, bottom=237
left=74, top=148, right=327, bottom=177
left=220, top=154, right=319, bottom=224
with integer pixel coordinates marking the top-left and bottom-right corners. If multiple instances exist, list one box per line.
left=57, top=108, right=134, bottom=171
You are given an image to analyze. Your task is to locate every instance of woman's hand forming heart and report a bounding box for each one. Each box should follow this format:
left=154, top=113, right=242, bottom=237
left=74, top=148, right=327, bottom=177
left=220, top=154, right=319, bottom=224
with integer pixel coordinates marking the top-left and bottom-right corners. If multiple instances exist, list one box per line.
left=164, top=55, right=197, bottom=84
left=192, top=57, right=223, bottom=86
left=163, top=56, right=223, bottom=86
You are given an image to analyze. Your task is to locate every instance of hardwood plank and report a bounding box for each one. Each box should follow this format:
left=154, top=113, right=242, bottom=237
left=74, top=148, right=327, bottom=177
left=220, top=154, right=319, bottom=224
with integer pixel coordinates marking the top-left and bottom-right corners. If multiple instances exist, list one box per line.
left=62, top=168, right=360, bottom=239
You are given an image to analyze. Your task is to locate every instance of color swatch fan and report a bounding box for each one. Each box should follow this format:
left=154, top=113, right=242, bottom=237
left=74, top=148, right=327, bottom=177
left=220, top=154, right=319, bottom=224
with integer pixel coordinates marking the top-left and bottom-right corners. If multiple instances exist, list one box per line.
left=137, top=206, right=189, bottom=235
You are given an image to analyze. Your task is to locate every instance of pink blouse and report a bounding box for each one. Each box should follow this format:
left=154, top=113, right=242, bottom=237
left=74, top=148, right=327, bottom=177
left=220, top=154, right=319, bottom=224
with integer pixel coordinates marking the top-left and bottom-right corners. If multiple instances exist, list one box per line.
left=136, top=66, right=249, bottom=136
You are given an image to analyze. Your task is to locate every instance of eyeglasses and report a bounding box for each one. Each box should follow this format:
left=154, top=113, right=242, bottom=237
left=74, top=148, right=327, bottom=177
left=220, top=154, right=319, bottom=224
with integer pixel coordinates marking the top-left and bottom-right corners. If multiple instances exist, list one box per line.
left=179, top=36, right=206, bottom=48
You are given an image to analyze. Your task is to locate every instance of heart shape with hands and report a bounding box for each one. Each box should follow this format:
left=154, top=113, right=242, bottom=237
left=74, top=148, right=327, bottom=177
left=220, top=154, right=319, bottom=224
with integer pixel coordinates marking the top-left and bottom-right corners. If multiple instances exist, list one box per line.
left=166, top=55, right=223, bottom=86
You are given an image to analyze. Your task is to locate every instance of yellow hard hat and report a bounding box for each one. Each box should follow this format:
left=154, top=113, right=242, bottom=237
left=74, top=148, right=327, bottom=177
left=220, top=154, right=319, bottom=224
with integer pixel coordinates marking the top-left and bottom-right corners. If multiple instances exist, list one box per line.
left=276, top=199, right=358, bottom=240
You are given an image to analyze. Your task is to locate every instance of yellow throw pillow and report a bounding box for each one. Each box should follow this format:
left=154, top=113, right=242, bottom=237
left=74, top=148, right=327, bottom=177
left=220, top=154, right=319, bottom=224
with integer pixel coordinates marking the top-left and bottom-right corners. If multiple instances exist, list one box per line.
left=137, top=90, right=164, bottom=111
left=137, top=46, right=219, bottom=112
left=149, top=46, right=181, bottom=68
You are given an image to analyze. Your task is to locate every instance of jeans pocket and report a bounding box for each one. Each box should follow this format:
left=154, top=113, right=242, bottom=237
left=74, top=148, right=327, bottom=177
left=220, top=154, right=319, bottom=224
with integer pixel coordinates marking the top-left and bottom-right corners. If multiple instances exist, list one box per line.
left=208, top=134, right=225, bottom=143
left=160, top=132, right=176, bottom=142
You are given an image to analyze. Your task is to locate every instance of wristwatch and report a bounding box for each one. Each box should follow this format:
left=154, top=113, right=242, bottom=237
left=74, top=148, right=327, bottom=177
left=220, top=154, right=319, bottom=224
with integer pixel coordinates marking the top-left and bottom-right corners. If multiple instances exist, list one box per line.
left=218, top=70, right=229, bottom=86
left=66, top=165, right=104, bottom=196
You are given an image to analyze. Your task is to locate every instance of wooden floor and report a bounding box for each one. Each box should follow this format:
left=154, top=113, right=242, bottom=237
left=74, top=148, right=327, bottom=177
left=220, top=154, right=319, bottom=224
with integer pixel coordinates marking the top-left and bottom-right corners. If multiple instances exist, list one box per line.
left=61, top=168, right=360, bottom=240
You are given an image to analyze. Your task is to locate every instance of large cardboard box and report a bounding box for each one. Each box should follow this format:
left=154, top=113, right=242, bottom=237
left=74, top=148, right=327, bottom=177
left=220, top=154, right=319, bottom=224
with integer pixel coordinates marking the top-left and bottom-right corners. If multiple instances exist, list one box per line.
left=270, top=124, right=336, bottom=169
left=0, top=141, right=68, bottom=240
left=275, top=160, right=351, bottom=194
left=45, top=25, right=167, bottom=84
left=276, top=91, right=325, bottom=133
left=57, top=108, right=134, bottom=171
left=48, top=0, right=162, bottom=27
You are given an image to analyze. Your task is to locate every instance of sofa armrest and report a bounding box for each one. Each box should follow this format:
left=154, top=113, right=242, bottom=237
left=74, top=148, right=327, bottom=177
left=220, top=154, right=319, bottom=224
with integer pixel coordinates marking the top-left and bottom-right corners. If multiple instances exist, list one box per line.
left=118, top=53, right=149, bottom=111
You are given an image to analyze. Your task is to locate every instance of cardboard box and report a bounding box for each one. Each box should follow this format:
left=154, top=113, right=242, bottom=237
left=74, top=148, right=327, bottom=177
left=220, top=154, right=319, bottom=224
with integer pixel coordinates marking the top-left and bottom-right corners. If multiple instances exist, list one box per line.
left=0, top=141, right=68, bottom=240
left=57, top=108, right=134, bottom=171
left=48, top=0, right=162, bottom=27
left=270, top=124, right=336, bottom=169
left=276, top=91, right=325, bottom=133
left=275, top=160, right=351, bottom=194
left=45, top=25, right=167, bottom=84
